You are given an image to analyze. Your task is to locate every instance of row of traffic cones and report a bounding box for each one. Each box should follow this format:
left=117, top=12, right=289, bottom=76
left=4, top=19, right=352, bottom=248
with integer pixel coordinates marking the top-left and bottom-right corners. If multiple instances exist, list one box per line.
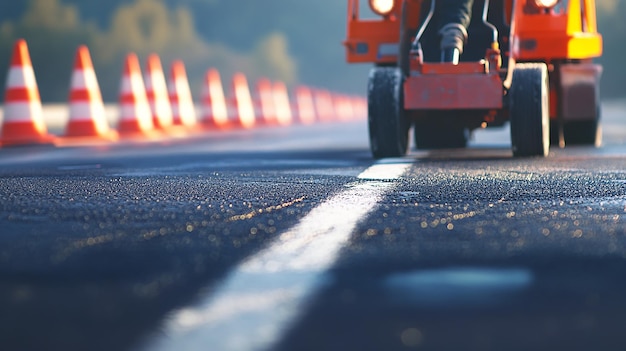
left=0, top=39, right=367, bottom=147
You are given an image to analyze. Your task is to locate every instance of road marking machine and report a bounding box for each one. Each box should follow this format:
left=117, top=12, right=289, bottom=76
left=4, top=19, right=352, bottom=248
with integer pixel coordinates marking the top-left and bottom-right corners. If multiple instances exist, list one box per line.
left=345, top=0, right=603, bottom=158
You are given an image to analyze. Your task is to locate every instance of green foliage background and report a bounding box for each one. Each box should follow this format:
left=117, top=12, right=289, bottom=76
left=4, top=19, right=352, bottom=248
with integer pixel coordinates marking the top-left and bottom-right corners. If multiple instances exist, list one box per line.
left=0, top=0, right=623, bottom=102
left=0, top=0, right=364, bottom=102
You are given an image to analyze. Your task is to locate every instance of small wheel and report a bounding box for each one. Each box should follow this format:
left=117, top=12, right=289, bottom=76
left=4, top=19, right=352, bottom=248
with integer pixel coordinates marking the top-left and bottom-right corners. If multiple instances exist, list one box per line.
left=509, top=63, right=550, bottom=157
left=368, top=67, right=410, bottom=158
left=414, top=125, right=469, bottom=149
left=563, top=106, right=602, bottom=146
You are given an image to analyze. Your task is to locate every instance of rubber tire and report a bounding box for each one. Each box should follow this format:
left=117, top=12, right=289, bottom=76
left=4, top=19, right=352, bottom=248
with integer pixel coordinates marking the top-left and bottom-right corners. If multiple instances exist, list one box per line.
left=414, top=126, right=469, bottom=150
left=509, top=63, right=550, bottom=157
left=563, top=106, right=602, bottom=146
left=368, top=67, right=410, bottom=159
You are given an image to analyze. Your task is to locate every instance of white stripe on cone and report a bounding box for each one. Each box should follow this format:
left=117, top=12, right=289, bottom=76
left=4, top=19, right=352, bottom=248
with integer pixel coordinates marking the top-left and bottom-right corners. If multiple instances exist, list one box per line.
left=3, top=101, right=45, bottom=124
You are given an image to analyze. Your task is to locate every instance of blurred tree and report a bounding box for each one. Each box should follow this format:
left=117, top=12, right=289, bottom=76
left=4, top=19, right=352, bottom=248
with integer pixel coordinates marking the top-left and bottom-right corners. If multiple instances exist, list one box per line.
left=596, top=0, right=618, bottom=12
left=0, top=0, right=303, bottom=102
left=252, top=33, right=297, bottom=84
left=595, top=0, right=626, bottom=99
left=186, top=0, right=368, bottom=94
left=0, top=0, right=99, bottom=102
left=97, top=0, right=207, bottom=60
left=91, top=0, right=212, bottom=100
left=92, top=0, right=299, bottom=101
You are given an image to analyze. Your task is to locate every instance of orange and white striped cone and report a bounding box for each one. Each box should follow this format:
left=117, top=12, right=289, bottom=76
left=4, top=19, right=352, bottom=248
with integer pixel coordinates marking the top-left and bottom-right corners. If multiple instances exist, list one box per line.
left=345, top=95, right=357, bottom=120
left=294, top=86, right=316, bottom=125
left=352, top=96, right=368, bottom=120
left=117, top=53, right=156, bottom=137
left=254, top=78, right=276, bottom=125
left=144, top=54, right=173, bottom=130
left=313, top=89, right=335, bottom=122
left=334, top=94, right=354, bottom=121
left=63, top=45, right=117, bottom=141
left=272, top=81, right=293, bottom=126
left=200, top=68, right=230, bottom=129
left=229, top=73, right=255, bottom=129
left=168, top=60, right=196, bottom=128
left=0, top=39, right=54, bottom=147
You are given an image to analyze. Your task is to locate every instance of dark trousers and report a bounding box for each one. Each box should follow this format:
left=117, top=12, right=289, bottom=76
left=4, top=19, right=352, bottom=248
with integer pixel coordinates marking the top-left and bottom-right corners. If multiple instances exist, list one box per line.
left=437, top=0, right=474, bottom=29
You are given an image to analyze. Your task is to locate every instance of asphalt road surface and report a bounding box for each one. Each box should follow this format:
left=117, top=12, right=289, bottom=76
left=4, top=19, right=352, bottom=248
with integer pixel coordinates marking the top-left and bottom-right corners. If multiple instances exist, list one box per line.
left=1, top=101, right=626, bottom=351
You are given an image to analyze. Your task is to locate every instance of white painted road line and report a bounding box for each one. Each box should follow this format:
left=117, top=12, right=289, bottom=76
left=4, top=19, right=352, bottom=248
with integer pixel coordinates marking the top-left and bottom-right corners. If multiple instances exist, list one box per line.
left=145, top=160, right=412, bottom=351
left=357, top=157, right=414, bottom=180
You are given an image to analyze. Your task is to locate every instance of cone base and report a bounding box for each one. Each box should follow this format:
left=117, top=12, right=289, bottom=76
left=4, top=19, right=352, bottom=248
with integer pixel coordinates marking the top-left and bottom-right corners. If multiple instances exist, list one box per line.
left=258, top=118, right=279, bottom=127
left=118, top=120, right=151, bottom=134
left=201, top=119, right=232, bottom=130
left=234, top=118, right=255, bottom=129
left=0, top=121, right=55, bottom=147
left=65, top=120, right=118, bottom=140
left=117, top=120, right=162, bottom=139
left=153, top=118, right=174, bottom=130
left=199, top=109, right=234, bottom=130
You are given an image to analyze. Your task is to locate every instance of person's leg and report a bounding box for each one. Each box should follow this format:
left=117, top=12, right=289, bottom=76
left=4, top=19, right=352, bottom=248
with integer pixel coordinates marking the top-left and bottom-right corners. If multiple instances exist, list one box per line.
left=438, top=0, right=473, bottom=63
left=438, top=0, right=473, bottom=28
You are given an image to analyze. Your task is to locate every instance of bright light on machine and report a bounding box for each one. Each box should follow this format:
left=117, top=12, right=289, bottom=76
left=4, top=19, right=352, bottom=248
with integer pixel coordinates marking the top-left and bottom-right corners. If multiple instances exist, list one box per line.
left=369, top=0, right=395, bottom=16
left=534, top=0, right=560, bottom=8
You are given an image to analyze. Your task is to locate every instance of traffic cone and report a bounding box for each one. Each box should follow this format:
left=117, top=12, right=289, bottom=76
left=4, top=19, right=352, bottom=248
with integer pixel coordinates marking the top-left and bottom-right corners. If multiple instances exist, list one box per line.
left=272, top=81, right=293, bottom=126
left=294, top=86, right=316, bottom=125
left=333, top=94, right=354, bottom=121
left=345, top=95, right=357, bottom=120
left=168, top=60, right=196, bottom=127
left=254, top=78, right=276, bottom=125
left=0, top=39, right=54, bottom=146
left=229, top=73, right=255, bottom=129
left=118, top=53, right=155, bottom=136
left=344, top=95, right=357, bottom=120
left=200, top=68, right=229, bottom=129
left=353, top=96, right=368, bottom=120
left=314, top=89, right=335, bottom=122
left=144, top=54, right=173, bottom=130
left=63, top=45, right=117, bottom=141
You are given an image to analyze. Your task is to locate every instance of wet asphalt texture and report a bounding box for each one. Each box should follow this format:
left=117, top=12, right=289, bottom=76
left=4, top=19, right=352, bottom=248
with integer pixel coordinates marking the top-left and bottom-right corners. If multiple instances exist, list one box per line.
left=1, top=120, right=626, bottom=351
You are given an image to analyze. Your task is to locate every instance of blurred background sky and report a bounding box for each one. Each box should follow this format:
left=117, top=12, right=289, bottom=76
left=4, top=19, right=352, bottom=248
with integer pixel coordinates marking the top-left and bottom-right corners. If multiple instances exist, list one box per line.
left=0, top=0, right=623, bottom=102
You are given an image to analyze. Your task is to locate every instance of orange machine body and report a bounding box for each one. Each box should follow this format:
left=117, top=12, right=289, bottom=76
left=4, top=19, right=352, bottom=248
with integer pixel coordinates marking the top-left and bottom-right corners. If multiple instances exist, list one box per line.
left=345, top=0, right=602, bottom=127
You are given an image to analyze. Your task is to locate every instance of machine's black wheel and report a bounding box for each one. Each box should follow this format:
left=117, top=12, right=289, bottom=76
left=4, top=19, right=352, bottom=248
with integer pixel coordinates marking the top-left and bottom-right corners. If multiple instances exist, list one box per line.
left=368, top=67, right=410, bottom=158
left=414, top=125, right=469, bottom=149
left=509, top=63, right=550, bottom=157
left=563, top=107, right=602, bottom=146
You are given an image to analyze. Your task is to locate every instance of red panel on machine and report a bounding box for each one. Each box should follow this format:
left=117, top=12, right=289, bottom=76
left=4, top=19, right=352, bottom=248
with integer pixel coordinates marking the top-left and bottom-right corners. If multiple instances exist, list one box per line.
left=404, top=68, right=503, bottom=110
